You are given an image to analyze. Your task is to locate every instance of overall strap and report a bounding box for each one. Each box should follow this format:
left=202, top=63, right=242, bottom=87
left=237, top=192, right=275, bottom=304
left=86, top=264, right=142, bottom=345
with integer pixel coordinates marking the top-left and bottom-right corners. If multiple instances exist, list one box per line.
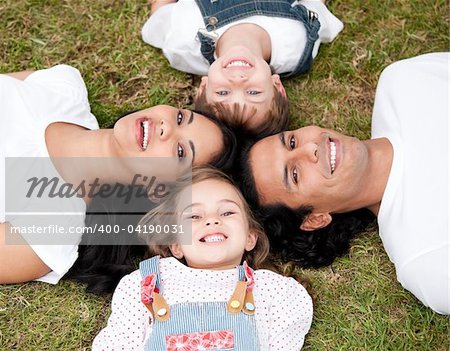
left=140, top=256, right=171, bottom=322
left=139, top=255, right=162, bottom=291
left=195, top=0, right=320, bottom=72
left=228, top=263, right=256, bottom=315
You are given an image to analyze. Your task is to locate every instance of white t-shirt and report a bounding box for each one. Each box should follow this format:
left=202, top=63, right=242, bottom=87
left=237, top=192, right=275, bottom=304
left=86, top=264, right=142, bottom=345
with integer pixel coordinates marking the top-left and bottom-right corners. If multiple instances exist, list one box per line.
left=371, top=52, right=449, bottom=314
left=142, top=0, right=343, bottom=75
left=0, top=65, right=99, bottom=284
left=93, top=257, right=313, bottom=350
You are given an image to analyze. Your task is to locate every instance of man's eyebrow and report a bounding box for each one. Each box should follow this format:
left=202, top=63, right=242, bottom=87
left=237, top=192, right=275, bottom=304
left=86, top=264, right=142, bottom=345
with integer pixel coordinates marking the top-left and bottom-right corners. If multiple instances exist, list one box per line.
left=279, top=132, right=286, bottom=148
left=188, top=111, right=194, bottom=124
left=189, top=140, right=195, bottom=163
left=279, top=133, right=290, bottom=191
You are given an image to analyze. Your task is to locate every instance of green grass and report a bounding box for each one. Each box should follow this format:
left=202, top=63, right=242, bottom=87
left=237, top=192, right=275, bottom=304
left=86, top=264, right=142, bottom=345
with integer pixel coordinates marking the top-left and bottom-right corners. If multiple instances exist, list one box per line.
left=1, top=0, right=449, bottom=350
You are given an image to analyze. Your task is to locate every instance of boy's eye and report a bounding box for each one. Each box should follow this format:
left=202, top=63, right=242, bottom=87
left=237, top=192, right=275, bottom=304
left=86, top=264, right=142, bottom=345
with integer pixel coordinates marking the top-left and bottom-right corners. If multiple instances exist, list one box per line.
left=289, top=135, right=296, bottom=149
left=247, top=90, right=261, bottom=95
left=177, top=144, right=185, bottom=159
left=176, top=111, right=184, bottom=125
left=292, top=167, right=298, bottom=184
left=216, top=91, right=229, bottom=96
left=190, top=215, right=201, bottom=220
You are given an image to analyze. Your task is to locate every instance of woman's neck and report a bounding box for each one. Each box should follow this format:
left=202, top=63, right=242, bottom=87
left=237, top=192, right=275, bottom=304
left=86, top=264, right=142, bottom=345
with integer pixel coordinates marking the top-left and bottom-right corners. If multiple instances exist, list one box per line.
left=215, top=23, right=272, bottom=62
left=44, top=123, right=125, bottom=201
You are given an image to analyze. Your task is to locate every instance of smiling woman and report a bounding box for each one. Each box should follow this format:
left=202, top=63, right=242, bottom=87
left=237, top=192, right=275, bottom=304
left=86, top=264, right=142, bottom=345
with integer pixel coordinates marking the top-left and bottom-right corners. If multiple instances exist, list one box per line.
left=0, top=64, right=237, bottom=285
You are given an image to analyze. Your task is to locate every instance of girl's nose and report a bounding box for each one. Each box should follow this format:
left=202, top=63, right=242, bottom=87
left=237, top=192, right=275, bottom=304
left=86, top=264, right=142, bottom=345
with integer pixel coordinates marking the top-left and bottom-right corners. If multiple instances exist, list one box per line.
left=204, top=216, right=221, bottom=226
left=159, top=119, right=172, bottom=141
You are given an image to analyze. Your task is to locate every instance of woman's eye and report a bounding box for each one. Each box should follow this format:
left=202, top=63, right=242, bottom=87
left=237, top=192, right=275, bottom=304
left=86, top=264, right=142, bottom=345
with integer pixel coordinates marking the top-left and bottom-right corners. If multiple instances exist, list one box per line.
left=176, top=111, right=184, bottom=125
left=216, top=91, right=229, bottom=96
left=177, top=144, right=185, bottom=159
left=292, top=168, right=298, bottom=184
left=289, top=135, right=296, bottom=149
left=247, top=90, right=261, bottom=95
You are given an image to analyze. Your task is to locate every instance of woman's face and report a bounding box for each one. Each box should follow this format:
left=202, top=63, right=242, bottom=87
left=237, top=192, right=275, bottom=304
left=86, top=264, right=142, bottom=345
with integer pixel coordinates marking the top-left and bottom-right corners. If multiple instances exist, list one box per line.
left=112, top=106, right=224, bottom=166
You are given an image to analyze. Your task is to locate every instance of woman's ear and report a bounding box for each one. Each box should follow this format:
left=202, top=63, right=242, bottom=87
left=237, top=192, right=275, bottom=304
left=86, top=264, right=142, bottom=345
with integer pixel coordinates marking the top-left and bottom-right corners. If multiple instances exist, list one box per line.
left=245, top=230, right=258, bottom=252
left=300, top=212, right=332, bottom=231
left=195, top=76, right=208, bottom=99
left=271, top=74, right=286, bottom=98
left=169, top=244, right=184, bottom=259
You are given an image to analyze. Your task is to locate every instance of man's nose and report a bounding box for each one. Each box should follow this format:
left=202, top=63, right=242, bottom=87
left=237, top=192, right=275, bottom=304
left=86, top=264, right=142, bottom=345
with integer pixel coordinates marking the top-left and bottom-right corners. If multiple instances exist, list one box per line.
left=291, top=142, right=318, bottom=163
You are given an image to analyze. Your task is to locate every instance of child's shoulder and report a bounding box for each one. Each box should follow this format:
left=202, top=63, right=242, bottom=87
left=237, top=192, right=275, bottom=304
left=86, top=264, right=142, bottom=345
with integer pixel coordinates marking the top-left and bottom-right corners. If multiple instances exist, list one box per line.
left=253, top=269, right=306, bottom=293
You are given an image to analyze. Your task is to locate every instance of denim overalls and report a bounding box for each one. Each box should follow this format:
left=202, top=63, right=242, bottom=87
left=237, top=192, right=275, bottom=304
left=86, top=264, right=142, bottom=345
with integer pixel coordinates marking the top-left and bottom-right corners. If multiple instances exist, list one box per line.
left=140, top=256, right=260, bottom=350
left=195, top=0, right=321, bottom=77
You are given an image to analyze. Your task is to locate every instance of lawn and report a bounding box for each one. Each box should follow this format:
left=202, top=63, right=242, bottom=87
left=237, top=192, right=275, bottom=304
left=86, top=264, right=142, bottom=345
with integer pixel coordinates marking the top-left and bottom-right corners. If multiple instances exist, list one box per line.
left=0, top=0, right=449, bottom=350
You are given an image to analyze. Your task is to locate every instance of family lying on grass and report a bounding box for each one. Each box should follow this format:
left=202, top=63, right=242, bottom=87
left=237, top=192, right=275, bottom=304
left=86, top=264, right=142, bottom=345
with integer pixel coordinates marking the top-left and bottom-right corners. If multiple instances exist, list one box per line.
left=1, top=0, right=448, bottom=349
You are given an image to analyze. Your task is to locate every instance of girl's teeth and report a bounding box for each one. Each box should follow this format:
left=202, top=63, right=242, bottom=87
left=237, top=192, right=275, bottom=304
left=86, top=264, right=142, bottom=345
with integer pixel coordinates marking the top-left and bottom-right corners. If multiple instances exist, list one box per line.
left=204, top=235, right=225, bottom=243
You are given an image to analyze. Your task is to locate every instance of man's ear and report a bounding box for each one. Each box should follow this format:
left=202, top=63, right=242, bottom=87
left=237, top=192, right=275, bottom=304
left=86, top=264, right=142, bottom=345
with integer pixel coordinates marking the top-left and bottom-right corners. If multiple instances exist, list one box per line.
left=195, top=76, right=208, bottom=100
left=169, top=244, right=184, bottom=259
left=271, top=74, right=286, bottom=98
left=300, top=212, right=332, bottom=231
left=245, top=230, right=258, bottom=252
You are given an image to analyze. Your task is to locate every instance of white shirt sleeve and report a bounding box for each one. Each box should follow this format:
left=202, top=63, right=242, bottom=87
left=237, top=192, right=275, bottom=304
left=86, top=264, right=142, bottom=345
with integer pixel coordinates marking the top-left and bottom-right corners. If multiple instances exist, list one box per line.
left=300, top=0, right=344, bottom=57
left=268, top=277, right=313, bottom=350
left=141, top=1, right=209, bottom=75
left=92, top=271, right=152, bottom=351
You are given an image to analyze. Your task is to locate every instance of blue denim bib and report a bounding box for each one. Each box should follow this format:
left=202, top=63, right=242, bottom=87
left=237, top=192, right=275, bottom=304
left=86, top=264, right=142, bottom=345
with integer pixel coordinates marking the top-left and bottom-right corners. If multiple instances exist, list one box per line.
left=140, top=256, right=260, bottom=350
left=195, top=0, right=320, bottom=77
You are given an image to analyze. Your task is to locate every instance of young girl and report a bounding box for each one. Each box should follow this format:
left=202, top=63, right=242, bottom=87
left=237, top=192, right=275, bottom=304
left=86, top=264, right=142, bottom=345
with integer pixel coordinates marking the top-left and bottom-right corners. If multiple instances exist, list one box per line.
left=93, top=167, right=313, bottom=350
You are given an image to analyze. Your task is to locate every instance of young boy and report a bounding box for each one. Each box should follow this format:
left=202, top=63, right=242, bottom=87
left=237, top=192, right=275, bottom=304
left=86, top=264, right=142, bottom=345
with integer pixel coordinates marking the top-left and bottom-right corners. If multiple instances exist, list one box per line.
left=143, top=0, right=343, bottom=137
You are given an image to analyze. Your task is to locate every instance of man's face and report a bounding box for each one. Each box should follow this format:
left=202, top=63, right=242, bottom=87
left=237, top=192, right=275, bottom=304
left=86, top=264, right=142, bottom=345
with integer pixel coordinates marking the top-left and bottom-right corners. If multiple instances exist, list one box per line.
left=198, top=46, right=285, bottom=130
left=249, top=126, right=370, bottom=215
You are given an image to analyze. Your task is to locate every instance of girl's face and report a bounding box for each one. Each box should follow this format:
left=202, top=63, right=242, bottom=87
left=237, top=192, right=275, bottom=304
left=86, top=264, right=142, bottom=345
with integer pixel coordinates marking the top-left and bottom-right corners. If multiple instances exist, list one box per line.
left=112, top=105, right=224, bottom=166
left=170, top=179, right=257, bottom=270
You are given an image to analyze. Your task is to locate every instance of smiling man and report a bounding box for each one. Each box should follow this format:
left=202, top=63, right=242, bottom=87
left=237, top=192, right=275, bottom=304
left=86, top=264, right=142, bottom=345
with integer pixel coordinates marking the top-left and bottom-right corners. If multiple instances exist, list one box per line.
left=241, top=53, right=449, bottom=314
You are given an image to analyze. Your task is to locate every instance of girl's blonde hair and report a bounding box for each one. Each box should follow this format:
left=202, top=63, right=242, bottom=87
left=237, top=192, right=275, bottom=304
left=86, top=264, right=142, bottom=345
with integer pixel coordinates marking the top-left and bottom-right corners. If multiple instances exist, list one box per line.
left=138, top=166, right=270, bottom=269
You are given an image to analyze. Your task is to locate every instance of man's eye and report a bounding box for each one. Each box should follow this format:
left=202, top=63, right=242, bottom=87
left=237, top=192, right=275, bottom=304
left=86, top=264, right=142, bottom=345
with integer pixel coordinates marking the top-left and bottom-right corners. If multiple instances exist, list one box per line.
left=176, top=111, right=184, bottom=125
left=177, top=144, right=185, bottom=159
left=247, top=90, right=261, bottom=95
left=216, top=91, right=229, bottom=96
left=292, top=168, right=298, bottom=184
left=289, top=136, right=296, bottom=149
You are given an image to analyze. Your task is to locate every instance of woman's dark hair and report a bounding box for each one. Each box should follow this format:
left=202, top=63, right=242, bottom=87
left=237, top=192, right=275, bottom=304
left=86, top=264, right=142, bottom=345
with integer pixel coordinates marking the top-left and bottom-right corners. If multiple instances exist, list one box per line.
left=109, top=108, right=238, bottom=172
left=65, top=186, right=154, bottom=294
left=235, top=141, right=376, bottom=268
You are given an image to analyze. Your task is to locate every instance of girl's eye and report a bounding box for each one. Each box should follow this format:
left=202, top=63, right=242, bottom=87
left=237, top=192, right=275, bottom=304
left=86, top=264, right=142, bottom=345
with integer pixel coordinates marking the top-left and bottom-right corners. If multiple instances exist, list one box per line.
left=247, top=90, right=261, bottom=95
left=177, top=144, right=185, bottom=159
left=222, top=211, right=235, bottom=217
left=177, top=111, right=184, bottom=125
left=289, top=135, right=296, bottom=149
left=292, top=167, right=298, bottom=184
left=190, top=215, right=201, bottom=220
left=216, top=91, right=229, bottom=96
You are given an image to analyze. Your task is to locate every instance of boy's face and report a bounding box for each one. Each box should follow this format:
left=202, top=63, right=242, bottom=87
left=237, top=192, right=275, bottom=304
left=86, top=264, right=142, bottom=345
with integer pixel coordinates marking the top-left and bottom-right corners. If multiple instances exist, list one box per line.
left=197, top=48, right=286, bottom=130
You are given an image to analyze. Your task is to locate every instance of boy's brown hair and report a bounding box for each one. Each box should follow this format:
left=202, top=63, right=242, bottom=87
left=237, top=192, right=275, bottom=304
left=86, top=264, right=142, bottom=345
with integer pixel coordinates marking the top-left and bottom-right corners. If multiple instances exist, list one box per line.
left=194, top=86, right=289, bottom=139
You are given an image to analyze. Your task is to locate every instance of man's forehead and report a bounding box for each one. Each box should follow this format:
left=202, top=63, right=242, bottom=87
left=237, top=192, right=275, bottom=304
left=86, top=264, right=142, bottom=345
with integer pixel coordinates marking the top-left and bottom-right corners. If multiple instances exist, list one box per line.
left=250, top=136, right=286, bottom=204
